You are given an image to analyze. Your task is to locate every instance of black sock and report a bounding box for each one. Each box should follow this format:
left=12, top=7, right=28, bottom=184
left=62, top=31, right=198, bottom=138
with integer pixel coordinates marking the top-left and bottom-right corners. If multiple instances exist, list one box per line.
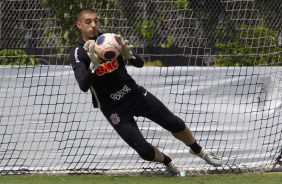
left=162, top=153, right=172, bottom=166
left=187, top=141, right=202, bottom=154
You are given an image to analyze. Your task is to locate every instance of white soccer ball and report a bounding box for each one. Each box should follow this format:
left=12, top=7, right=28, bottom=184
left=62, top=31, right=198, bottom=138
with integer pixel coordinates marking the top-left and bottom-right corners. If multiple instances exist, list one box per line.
left=95, top=33, right=122, bottom=60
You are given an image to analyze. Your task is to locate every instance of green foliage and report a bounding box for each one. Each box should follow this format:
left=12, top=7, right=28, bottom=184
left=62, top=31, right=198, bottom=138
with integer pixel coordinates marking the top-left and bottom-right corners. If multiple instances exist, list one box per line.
left=134, top=0, right=189, bottom=48
left=136, top=20, right=154, bottom=44
left=41, top=0, right=117, bottom=51
left=42, top=0, right=186, bottom=51
left=136, top=18, right=162, bottom=46
left=144, top=60, right=163, bottom=67
left=0, top=49, right=39, bottom=66
left=174, top=0, right=189, bottom=9
left=136, top=19, right=173, bottom=49
left=42, top=0, right=78, bottom=47
left=214, top=24, right=282, bottom=66
left=161, top=35, right=173, bottom=49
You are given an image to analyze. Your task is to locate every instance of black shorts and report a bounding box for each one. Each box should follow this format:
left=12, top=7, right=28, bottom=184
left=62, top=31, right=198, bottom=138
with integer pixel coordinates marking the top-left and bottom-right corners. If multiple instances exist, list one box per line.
left=101, top=87, right=186, bottom=155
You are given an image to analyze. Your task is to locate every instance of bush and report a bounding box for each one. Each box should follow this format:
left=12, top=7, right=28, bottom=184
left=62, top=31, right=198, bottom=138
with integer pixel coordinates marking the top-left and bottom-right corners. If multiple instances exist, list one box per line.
left=214, top=24, right=282, bottom=66
left=0, top=49, right=39, bottom=66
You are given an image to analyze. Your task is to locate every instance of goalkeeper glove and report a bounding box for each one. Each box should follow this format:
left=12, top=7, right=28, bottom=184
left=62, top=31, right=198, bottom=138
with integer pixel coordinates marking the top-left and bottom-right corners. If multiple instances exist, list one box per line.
left=118, top=35, right=136, bottom=60
left=84, top=40, right=100, bottom=73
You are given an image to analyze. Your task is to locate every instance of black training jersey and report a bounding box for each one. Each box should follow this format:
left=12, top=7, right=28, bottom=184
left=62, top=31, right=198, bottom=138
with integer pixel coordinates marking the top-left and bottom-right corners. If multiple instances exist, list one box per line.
left=69, top=37, right=144, bottom=109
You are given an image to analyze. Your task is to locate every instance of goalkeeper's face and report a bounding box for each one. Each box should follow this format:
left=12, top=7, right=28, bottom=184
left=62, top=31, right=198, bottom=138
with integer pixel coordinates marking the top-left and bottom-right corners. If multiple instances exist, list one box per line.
left=77, top=12, right=99, bottom=41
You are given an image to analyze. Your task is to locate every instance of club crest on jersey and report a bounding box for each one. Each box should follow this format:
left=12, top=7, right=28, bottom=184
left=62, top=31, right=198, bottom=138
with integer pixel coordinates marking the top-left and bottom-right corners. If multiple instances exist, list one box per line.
left=110, top=113, right=120, bottom=125
left=96, top=58, right=119, bottom=76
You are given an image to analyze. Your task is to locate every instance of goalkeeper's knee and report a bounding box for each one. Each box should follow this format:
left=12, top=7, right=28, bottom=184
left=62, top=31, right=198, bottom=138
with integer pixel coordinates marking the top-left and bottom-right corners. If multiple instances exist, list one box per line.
left=168, top=116, right=186, bottom=133
left=137, top=143, right=155, bottom=161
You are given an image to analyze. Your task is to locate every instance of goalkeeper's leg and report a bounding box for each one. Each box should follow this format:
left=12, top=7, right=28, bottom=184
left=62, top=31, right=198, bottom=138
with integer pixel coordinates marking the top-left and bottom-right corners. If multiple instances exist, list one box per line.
left=152, top=146, right=184, bottom=176
left=139, top=92, right=222, bottom=167
left=173, top=126, right=222, bottom=167
left=103, top=112, right=184, bottom=175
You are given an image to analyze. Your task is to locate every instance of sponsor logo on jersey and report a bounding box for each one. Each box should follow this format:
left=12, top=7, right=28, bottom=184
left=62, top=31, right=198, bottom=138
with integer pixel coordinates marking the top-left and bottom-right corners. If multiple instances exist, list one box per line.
left=110, top=85, right=131, bottom=101
left=110, top=113, right=120, bottom=125
left=96, top=58, right=118, bottom=76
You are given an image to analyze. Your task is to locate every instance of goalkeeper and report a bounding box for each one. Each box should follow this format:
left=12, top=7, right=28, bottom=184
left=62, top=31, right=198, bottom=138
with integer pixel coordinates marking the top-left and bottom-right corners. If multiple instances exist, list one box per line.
left=69, top=8, right=222, bottom=176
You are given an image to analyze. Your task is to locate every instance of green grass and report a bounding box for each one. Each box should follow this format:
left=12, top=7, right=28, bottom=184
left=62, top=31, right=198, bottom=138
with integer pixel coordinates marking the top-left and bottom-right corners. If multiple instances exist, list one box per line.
left=1, top=172, right=282, bottom=184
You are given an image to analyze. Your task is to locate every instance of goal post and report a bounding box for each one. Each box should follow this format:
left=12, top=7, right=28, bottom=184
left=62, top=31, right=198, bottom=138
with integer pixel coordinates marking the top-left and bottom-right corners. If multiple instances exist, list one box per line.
left=0, top=0, right=281, bottom=175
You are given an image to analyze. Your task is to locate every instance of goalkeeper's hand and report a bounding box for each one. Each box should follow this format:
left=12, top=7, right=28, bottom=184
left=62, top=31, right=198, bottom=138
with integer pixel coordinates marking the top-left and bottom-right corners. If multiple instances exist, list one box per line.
left=118, top=35, right=136, bottom=60
left=84, top=40, right=100, bottom=73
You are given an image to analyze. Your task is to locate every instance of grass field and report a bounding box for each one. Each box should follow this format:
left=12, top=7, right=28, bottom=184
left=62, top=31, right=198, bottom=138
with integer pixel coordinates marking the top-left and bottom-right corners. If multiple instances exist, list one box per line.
left=1, top=172, right=282, bottom=184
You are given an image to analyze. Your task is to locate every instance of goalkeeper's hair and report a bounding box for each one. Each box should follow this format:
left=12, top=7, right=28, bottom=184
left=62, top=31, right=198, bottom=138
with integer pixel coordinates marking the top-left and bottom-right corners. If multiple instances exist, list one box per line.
left=77, top=8, right=96, bottom=22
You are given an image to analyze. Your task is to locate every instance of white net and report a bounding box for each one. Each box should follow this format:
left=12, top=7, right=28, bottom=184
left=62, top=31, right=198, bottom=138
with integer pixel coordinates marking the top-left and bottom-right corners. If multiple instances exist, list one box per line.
left=0, top=0, right=281, bottom=175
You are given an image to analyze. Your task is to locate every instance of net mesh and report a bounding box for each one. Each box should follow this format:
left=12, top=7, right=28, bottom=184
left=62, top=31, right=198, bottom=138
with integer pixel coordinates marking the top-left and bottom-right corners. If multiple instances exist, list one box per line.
left=0, top=0, right=281, bottom=175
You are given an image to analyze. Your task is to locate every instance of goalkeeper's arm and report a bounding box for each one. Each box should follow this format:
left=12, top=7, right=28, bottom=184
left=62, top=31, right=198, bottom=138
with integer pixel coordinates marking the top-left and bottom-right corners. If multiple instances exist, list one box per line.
left=128, top=52, right=144, bottom=68
left=118, top=35, right=144, bottom=68
left=73, top=64, right=96, bottom=92
left=70, top=40, right=100, bottom=93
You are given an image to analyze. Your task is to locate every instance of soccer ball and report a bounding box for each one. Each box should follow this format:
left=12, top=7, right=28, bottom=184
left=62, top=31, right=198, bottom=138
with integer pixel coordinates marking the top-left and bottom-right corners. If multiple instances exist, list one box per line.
left=95, top=33, right=122, bottom=60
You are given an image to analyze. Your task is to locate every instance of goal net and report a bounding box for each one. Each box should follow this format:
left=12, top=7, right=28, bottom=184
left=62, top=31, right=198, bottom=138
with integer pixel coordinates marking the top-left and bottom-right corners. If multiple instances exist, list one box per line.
left=0, top=0, right=281, bottom=175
